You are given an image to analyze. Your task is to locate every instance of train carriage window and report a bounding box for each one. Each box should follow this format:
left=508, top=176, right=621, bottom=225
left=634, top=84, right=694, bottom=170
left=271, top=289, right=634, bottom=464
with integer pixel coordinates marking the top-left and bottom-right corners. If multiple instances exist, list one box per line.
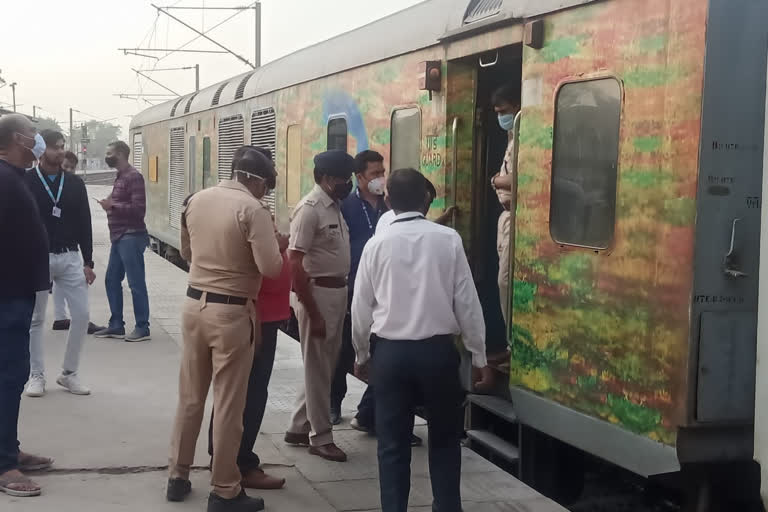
left=132, top=133, right=143, bottom=172
left=202, top=137, right=212, bottom=188
left=251, top=108, right=277, bottom=214
left=286, top=124, right=302, bottom=207
left=391, top=108, right=421, bottom=171
left=169, top=127, right=186, bottom=230
left=550, top=78, right=621, bottom=249
left=327, top=117, right=347, bottom=152
left=218, top=114, right=244, bottom=182
left=189, top=136, right=197, bottom=194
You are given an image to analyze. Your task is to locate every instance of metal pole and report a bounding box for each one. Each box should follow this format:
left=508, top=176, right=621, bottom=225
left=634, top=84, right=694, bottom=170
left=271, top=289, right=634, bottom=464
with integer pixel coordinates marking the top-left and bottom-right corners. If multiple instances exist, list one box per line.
left=10, top=83, right=17, bottom=112
left=131, top=68, right=180, bottom=96
left=69, top=108, right=73, bottom=151
left=255, top=2, right=261, bottom=68
left=195, top=64, right=200, bottom=92
left=32, top=105, right=36, bottom=118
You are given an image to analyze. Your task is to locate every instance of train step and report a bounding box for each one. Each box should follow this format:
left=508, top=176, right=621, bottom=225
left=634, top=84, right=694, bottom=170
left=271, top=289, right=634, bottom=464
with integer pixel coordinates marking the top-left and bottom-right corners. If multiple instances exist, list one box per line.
left=467, top=394, right=518, bottom=424
left=466, top=429, right=520, bottom=464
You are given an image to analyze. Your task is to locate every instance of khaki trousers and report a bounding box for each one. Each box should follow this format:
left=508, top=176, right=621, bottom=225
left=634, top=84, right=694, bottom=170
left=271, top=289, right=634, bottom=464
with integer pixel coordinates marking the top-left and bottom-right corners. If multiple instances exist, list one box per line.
left=288, top=285, right=347, bottom=446
left=497, top=211, right=511, bottom=325
left=169, top=295, right=258, bottom=499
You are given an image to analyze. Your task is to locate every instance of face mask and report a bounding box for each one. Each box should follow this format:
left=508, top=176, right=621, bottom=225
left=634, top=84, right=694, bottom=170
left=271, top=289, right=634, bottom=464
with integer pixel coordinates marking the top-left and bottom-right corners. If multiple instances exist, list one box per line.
left=17, top=132, right=46, bottom=159
left=498, top=113, right=516, bottom=131
left=333, top=180, right=353, bottom=200
left=105, top=156, right=118, bottom=168
left=234, top=170, right=268, bottom=198
left=367, top=177, right=386, bottom=196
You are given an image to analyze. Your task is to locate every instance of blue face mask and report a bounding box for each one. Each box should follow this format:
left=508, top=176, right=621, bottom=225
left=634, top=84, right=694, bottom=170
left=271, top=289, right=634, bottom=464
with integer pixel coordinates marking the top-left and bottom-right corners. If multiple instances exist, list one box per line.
left=498, top=113, right=516, bottom=131
left=17, top=132, right=47, bottom=159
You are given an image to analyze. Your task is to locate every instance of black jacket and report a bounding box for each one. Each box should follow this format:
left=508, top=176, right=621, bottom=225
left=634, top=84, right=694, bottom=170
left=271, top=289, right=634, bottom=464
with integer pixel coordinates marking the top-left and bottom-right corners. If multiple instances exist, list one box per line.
left=24, top=168, right=93, bottom=266
left=0, top=160, right=49, bottom=298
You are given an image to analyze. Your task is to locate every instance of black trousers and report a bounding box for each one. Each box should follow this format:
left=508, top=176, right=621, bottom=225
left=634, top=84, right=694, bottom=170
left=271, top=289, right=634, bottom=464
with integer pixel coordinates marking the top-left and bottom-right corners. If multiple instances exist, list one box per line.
left=330, top=305, right=354, bottom=413
left=208, top=321, right=281, bottom=472
left=373, top=335, right=465, bottom=512
left=0, top=296, right=35, bottom=474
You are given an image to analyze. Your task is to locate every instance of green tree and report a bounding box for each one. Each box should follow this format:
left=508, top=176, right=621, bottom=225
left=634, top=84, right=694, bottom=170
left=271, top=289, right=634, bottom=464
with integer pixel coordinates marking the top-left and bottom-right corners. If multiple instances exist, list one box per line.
left=80, top=121, right=122, bottom=159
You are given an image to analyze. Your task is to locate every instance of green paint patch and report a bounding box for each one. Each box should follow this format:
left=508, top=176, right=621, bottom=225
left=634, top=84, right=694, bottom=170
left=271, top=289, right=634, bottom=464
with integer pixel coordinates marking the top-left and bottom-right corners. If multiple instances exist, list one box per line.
left=430, top=196, right=446, bottom=210
left=637, top=35, right=667, bottom=53
left=513, top=281, right=537, bottom=313
left=539, top=36, right=585, bottom=63
left=577, top=375, right=598, bottom=391
left=309, top=140, right=326, bottom=152
left=633, top=136, right=662, bottom=153
left=371, top=128, right=391, bottom=145
left=549, top=253, right=593, bottom=300
left=621, top=169, right=673, bottom=188
left=517, top=174, right=534, bottom=187
left=418, top=94, right=432, bottom=107
left=519, top=120, right=553, bottom=150
left=377, top=66, right=399, bottom=83
left=515, top=233, right=539, bottom=251
left=606, top=394, right=661, bottom=434
left=624, top=68, right=678, bottom=88
left=664, top=197, right=696, bottom=227
left=511, top=325, right=558, bottom=370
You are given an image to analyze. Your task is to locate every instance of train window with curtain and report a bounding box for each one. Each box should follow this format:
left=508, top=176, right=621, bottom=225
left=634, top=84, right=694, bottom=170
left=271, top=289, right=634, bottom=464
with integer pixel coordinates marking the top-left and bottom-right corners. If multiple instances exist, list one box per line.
left=132, top=133, right=143, bottom=172
left=251, top=108, right=277, bottom=214
left=550, top=78, right=621, bottom=249
left=391, top=107, right=421, bottom=171
left=202, top=137, right=212, bottom=188
left=217, top=114, right=244, bottom=182
left=286, top=124, right=302, bottom=207
left=327, top=117, right=347, bottom=152
left=168, top=127, right=186, bottom=230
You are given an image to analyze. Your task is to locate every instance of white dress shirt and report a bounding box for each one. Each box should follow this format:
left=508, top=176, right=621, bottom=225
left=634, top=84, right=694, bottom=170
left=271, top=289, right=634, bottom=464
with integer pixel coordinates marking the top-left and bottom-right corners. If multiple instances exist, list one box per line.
left=352, top=211, right=488, bottom=368
left=375, top=209, right=396, bottom=235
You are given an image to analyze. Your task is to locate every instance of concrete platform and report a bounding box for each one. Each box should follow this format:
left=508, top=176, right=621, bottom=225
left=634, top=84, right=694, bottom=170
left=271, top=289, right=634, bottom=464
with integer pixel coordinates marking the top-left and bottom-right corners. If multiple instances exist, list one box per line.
left=2, top=185, right=567, bottom=512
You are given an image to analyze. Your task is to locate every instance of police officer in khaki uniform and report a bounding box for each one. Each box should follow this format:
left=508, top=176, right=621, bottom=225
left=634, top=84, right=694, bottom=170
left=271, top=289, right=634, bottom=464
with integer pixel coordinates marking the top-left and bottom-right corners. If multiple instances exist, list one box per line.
left=167, top=148, right=284, bottom=512
left=285, top=150, right=354, bottom=462
left=490, top=84, right=521, bottom=329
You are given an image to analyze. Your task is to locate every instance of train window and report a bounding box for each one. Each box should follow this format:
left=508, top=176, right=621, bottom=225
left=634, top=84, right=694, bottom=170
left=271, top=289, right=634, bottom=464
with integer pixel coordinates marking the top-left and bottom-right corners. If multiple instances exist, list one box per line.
left=327, top=117, right=347, bottom=152
left=189, top=136, right=197, bottom=194
left=132, top=133, right=143, bottom=172
left=202, top=137, right=212, bottom=188
left=391, top=107, right=421, bottom=171
left=550, top=78, right=621, bottom=249
left=286, top=124, right=302, bottom=207
left=169, top=127, right=186, bottom=230
left=218, top=114, right=244, bottom=182
left=251, top=108, right=277, bottom=213
left=149, top=156, right=158, bottom=183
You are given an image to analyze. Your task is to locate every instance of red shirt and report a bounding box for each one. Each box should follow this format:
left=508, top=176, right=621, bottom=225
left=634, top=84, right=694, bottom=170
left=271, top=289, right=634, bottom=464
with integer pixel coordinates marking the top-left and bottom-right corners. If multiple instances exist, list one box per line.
left=258, top=251, right=291, bottom=323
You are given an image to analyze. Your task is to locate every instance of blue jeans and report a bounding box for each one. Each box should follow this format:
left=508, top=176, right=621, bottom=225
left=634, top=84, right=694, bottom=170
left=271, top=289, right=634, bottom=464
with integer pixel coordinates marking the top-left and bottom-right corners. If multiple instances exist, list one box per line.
left=0, top=295, right=35, bottom=473
left=105, top=233, right=150, bottom=331
left=373, top=335, right=465, bottom=512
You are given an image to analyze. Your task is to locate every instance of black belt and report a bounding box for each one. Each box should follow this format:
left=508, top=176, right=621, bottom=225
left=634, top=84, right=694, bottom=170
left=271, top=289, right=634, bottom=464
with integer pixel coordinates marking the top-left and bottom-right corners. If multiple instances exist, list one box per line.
left=51, top=246, right=79, bottom=255
left=186, top=287, right=248, bottom=306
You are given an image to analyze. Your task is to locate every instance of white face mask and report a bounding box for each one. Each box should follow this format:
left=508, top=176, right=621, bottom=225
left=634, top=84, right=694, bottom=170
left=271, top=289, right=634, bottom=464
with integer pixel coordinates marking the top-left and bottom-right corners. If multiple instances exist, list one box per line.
left=367, top=177, right=386, bottom=196
left=17, top=132, right=46, bottom=159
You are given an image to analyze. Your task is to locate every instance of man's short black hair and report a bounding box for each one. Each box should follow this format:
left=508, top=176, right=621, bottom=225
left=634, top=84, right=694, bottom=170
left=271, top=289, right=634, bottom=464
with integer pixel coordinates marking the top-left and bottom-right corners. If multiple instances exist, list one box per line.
left=354, top=150, right=384, bottom=175
left=492, top=83, right=521, bottom=108
left=231, top=146, right=275, bottom=183
left=40, top=129, right=64, bottom=147
left=387, top=168, right=427, bottom=212
left=109, top=140, right=131, bottom=159
left=64, top=151, right=78, bottom=165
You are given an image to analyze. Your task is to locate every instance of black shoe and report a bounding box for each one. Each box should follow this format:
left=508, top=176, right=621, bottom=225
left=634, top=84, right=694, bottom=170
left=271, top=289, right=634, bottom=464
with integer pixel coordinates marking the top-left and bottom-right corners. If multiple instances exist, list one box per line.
left=411, top=434, right=423, bottom=447
left=87, top=322, right=104, bottom=335
left=330, top=408, right=342, bottom=426
left=208, top=489, right=264, bottom=512
left=166, top=478, right=191, bottom=502
left=52, top=319, right=71, bottom=331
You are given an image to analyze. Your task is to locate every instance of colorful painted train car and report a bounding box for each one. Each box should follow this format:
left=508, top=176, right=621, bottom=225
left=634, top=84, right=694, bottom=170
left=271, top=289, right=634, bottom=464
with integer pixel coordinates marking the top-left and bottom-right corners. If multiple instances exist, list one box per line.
left=130, top=0, right=768, bottom=506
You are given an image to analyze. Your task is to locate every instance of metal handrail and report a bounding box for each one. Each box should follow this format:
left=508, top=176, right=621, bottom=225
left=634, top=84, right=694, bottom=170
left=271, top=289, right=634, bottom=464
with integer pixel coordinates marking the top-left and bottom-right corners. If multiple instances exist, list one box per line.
left=506, top=110, right=522, bottom=336
left=451, top=116, right=460, bottom=228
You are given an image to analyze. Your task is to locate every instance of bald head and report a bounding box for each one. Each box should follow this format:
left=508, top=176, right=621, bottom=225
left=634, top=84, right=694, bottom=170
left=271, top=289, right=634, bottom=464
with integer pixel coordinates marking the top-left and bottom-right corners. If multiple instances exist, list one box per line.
left=0, top=114, right=35, bottom=150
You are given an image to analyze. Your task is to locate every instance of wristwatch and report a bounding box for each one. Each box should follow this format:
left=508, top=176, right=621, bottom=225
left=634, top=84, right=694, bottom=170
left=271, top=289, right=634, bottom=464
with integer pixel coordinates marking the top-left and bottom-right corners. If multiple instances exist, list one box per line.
left=84, top=261, right=95, bottom=269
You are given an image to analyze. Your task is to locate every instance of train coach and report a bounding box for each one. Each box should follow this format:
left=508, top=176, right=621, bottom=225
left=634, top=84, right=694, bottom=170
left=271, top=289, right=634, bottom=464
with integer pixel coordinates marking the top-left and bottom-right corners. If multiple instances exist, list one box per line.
left=129, top=0, right=768, bottom=509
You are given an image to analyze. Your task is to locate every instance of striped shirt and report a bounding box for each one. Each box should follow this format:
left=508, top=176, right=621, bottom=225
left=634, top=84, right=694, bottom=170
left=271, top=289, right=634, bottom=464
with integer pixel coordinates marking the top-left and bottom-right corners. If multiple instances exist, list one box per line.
left=107, top=165, right=147, bottom=242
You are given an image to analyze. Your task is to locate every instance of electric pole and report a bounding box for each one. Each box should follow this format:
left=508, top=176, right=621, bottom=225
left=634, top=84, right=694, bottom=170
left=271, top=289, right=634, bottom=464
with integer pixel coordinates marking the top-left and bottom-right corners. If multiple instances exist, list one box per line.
left=10, top=83, right=17, bottom=112
left=255, top=2, right=261, bottom=68
left=195, top=64, right=200, bottom=92
left=69, top=108, right=74, bottom=151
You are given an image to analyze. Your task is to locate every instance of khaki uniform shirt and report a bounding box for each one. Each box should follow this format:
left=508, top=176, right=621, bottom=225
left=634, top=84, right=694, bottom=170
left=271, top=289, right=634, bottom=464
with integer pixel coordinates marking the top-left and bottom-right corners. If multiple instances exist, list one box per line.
left=289, top=184, right=350, bottom=278
left=495, top=135, right=516, bottom=209
left=181, top=180, right=283, bottom=300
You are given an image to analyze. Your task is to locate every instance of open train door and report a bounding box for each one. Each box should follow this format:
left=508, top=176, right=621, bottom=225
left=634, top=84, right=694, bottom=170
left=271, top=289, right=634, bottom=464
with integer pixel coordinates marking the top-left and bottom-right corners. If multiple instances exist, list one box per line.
left=756, top=48, right=768, bottom=511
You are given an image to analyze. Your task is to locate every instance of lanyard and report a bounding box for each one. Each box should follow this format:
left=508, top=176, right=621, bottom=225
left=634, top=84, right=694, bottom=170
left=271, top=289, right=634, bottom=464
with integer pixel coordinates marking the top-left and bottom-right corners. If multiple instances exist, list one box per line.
left=35, top=166, right=64, bottom=206
left=356, top=188, right=375, bottom=233
left=391, top=214, right=425, bottom=225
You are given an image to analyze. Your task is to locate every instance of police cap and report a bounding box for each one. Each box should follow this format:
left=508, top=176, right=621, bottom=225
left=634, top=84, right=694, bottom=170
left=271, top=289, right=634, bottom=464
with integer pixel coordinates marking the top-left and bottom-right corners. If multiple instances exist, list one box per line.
left=314, top=150, right=355, bottom=179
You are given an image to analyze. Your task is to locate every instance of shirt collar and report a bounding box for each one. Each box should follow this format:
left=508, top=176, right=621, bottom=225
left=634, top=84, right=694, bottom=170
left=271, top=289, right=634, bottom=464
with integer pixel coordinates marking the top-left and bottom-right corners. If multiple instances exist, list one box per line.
left=392, top=211, right=425, bottom=221
left=312, top=184, right=336, bottom=208
left=219, top=179, right=254, bottom=196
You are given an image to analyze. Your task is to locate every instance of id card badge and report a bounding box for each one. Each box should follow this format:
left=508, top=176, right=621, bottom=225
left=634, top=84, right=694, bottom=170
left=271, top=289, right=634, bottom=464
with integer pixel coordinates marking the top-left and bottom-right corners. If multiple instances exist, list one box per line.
left=52, top=206, right=62, bottom=218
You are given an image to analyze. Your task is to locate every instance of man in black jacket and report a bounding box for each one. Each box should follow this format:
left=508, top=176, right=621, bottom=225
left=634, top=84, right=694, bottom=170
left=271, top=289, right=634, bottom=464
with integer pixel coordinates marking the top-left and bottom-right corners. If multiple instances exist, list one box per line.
left=24, top=130, right=95, bottom=398
left=0, top=113, right=53, bottom=498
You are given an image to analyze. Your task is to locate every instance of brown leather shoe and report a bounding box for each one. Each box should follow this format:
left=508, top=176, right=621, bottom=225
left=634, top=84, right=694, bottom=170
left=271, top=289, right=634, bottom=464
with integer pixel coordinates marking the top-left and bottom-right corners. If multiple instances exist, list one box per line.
left=309, top=443, right=347, bottom=462
left=284, top=432, right=310, bottom=446
left=241, top=469, right=286, bottom=490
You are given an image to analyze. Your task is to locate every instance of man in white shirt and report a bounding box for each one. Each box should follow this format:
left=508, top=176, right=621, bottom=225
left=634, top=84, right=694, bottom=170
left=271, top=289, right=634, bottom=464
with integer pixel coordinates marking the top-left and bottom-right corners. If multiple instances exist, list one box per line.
left=352, top=168, right=491, bottom=512
left=375, top=179, right=454, bottom=235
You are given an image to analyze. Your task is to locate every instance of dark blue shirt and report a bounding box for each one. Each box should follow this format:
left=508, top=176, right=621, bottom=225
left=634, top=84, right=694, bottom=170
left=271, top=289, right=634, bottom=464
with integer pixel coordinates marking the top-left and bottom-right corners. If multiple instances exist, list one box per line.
left=0, top=159, right=50, bottom=298
left=340, top=187, right=387, bottom=294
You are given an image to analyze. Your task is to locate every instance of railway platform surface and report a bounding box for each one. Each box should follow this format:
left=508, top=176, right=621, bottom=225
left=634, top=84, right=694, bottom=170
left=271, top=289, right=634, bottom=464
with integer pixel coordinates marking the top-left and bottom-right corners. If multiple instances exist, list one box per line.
left=2, top=184, right=566, bottom=512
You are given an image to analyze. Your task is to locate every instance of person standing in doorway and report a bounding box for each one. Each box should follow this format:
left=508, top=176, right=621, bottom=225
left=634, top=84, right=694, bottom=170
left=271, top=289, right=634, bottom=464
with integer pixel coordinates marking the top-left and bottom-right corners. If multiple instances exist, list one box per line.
left=284, top=150, right=354, bottom=463
left=167, top=148, right=283, bottom=511
left=0, top=114, right=54, bottom=498
left=490, top=84, right=521, bottom=352
left=352, top=168, right=492, bottom=512
left=206, top=146, right=290, bottom=491
left=93, top=141, right=151, bottom=342
left=24, top=130, right=95, bottom=397
left=330, top=150, right=388, bottom=426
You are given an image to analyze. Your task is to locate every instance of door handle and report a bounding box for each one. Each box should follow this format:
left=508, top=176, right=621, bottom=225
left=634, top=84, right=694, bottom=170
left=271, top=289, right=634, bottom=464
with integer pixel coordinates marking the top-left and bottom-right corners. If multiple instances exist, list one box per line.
left=723, top=218, right=748, bottom=278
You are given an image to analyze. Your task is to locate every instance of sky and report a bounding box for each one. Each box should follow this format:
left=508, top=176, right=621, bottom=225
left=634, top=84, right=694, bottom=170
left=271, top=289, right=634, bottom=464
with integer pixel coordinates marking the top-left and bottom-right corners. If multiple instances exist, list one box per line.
left=0, top=0, right=424, bottom=138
